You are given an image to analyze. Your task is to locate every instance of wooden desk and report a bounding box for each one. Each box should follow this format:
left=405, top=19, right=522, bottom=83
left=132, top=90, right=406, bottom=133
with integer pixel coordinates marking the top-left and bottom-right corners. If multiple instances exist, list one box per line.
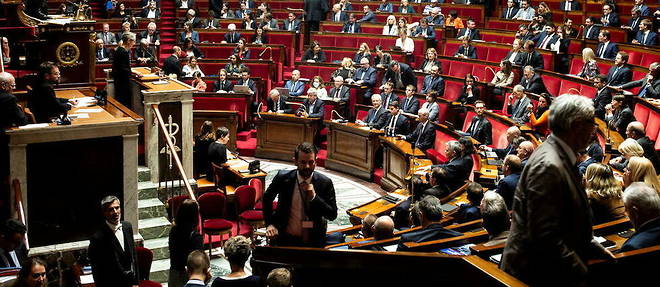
left=324, top=121, right=383, bottom=180
left=6, top=87, right=142, bottom=250
left=193, top=110, right=239, bottom=151
left=347, top=188, right=410, bottom=222
left=224, top=158, right=268, bottom=194
left=255, top=112, right=322, bottom=161
left=379, top=136, right=426, bottom=192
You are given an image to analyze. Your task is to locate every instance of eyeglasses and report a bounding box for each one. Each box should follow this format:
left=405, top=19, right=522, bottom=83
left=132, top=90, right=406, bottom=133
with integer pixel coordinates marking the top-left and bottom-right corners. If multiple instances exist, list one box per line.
left=31, top=272, right=46, bottom=279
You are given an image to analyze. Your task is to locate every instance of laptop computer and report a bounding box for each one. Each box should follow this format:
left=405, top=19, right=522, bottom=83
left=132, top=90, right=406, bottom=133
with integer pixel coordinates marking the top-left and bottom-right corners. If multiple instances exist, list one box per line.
left=233, top=85, right=251, bottom=94
left=275, top=87, right=290, bottom=97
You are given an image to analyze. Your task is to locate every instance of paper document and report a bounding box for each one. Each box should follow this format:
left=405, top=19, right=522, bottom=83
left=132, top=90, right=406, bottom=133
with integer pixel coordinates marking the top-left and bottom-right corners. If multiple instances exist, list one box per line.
left=486, top=151, right=498, bottom=158
left=152, top=80, right=169, bottom=85
left=18, top=124, right=49, bottom=129
left=76, top=108, right=104, bottom=113
left=383, top=244, right=398, bottom=252
left=69, top=113, right=90, bottom=119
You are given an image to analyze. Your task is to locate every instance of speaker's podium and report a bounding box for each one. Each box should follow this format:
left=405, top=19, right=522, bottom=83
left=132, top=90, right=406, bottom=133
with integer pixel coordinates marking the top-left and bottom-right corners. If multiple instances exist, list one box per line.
left=380, top=136, right=426, bottom=192
left=6, top=87, right=142, bottom=253
left=324, top=121, right=383, bottom=181
left=255, top=112, right=322, bottom=161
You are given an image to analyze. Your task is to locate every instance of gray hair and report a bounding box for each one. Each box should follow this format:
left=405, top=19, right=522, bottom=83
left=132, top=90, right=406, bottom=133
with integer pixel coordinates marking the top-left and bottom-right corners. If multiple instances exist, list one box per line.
left=623, top=182, right=660, bottom=216
left=334, top=75, right=344, bottom=82
left=269, top=88, right=280, bottom=97
left=481, top=191, right=507, bottom=216
left=418, top=195, right=444, bottom=221
left=122, top=32, right=136, bottom=42
left=512, top=84, right=525, bottom=93
left=549, top=94, right=594, bottom=134
left=523, top=65, right=534, bottom=73
left=101, top=195, right=120, bottom=208
left=371, top=94, right=382, bottom=101
left=223, top=235, right=252, bottom=266
left=447, top=140, right=463, bottom=155
left=418, top=107, right=429, bottom=116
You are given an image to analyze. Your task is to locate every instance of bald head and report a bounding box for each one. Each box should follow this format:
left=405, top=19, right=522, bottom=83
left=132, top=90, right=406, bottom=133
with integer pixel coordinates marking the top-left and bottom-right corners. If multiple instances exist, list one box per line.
left=361, top=214, right=377, bottom=237
left=506, top=126, right=521, bottom=142
left=626, top=121, right=645, bottom=139
left=0, top=72, right=16, bottom=93
left=373, top=216, right=394, bottom=240
left=516, top=141, right=535, bottom=160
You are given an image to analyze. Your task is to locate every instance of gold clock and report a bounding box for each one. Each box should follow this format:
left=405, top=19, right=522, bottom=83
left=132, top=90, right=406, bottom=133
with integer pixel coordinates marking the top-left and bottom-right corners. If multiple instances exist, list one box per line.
left=56, top=42, right=80, bottom=66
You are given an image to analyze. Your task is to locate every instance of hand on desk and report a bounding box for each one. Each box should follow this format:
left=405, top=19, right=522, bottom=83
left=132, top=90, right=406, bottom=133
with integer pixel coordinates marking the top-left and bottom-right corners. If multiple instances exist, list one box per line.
left=266, top=224, right=279, bottom=239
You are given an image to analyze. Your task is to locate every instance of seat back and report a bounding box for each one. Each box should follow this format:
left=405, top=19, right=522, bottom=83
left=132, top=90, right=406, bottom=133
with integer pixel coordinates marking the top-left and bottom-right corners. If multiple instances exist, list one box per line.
left=235, top=185, right=256, bottom=213
left=198, top=192, right=226, bottom=219
left=249, top=178, right=264, bottom=203
left=166, top=195, right=191, bottom=222
left=135, top=246, right=153, bottom=281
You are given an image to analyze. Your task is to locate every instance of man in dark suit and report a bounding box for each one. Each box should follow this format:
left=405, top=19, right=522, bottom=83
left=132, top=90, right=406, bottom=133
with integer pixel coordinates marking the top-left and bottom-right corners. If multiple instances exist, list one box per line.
left=163, top=46, right=184, bottom=78
left=214, top=70, right=234, bottom=93
left=412, top=18, right=436, bottom=42
left=457, top=19, right=481, bottom=41
left=95, top=39, right=112, bottom=62
left=141, top=1, right=160, bottom=18
left=432, top=140, right=473, bottom=191
left=341, top=13, right=361, bottom=33
left=400, top=85, right=420, bottom=115
left=633, top=19, right=657, bottom=46
left=97, top=23, right=117, bottom=45
left=582, top=17, right=600, bottom=40
left=533, top=24, right=560, bottom=50
left=0, top=219, right=27, bottom=269
left=135, top=39, right=156, bottom=66
left=616, top=62, right=660, bottom=99
left=601, top=4, right=620, bottom=27
left=181, top=251, right=212, bottom=287
left=382, top=61, right=416, bottom=90
left=502, top=0, right=519, bottom=19
left=111, top=33, right=136, bottom=109
left=403, top=108, right=435, bottom=151
left=560, top=0, right=580, bottom=11
left=501, top=94, right=613, bottom=286
left=620, top=182, right=660, bottom=252
left=606, top=52, right=632, bottom=86
left=236, top=70, right=257, bottom=95
left=379, top=82, right=397, bottom=109
left=496, top=155, right=521, bottom=210
left=626, top=121, right=660, bottom=173
left=88, top=196, right=139, bottom=287
left=521, top=40, right=544, bottom=70
left=304, top=0, right=328, bottom=32
left=519, top=66, right=548, bottom=95
left=139, top=22, right=161, bottom=46
left=223, top=24, right=241, bottom=43
left=482, top=126, right=521, bottom=159
left=515, top=24, right=534, bottom=43
left=465, top=100, right=492, bottom=145
left=596, top=30, right=619, bottom=59
left=383, top=101, right=408, bottom=136
left=421, top=167, right=452, bottom=200
left=28, top=62, right=73, bottom=123
left=283, top=13, right=301, bottom=32
left=360, top=94, right=388, bottom=129
left=350, top=57, right=377, bottom=100
left=0, top=72, right=27, bottom=129
left=297, top=89, right=324, bottom=118
left=184, top=9, right=202, bottom=28
left=267, top=88, right=290, bottom=113
left=454, top=38, right=477, bottom=59
left=357, top=6, right=375, bottom=23
left=397, top=195, right=463, bottom=251
left=328, top=75, right=350, bottom=117
left=592, top=75, right=612, bottom=120
left=331, top=4, right=348, bottom=22
left=203, top=11, right=220, bottom=29
left=264, top=143, right=337, bottom=247
left=507, top=85, right=531, bottom=124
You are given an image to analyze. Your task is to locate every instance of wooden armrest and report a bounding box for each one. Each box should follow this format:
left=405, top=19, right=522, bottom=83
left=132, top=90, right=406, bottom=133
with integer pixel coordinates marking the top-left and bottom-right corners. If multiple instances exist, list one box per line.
left=402, top=230, right=489, bottom=251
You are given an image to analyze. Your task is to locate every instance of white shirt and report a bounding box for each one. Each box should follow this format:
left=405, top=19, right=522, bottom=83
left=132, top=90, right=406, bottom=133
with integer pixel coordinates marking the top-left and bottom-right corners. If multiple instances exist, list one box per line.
left=182, top=65, right=205, bottom=77
left=107, top=221, right=125, bottom=251
left=285, top=172, right=314, bottom=237
left=147, top=9, right=156, bottom=18
left=0, top=247, right=20, bottom=268
left=395, top=37, right=415, bottom=53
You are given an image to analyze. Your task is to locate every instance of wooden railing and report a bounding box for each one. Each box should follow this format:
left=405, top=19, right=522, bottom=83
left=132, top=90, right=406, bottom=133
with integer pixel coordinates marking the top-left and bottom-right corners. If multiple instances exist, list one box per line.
left=12, top=179, right=29, bottom=249
left=151, top=104, right=196, bottom=200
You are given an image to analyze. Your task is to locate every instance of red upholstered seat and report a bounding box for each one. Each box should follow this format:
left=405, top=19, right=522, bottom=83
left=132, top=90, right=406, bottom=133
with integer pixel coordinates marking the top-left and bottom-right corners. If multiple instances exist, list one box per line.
left=426, top=130, right=455, bottom=164
left=559, top=80, right=581, bottom=96
left=444, top=42, right=461, bottom=57
left=568, top=59, right=583, bottom=75
left=646, top=113, right=660, bottom=142
left=203, top=219, right=233, bottom=230
left=541, top=75, right=561, bottom=96
left=240, top=210, right=264, bottom=221
left=136, top=247, right=161, bottom=286
left=491, top=119, right=510, bottom=149
left=634, top=103, right=651, bottom=126
left=254, top=201, right=278, bottom=210
left=486, top=48, right=508, bottom=63
left=140, top=280, right=162, bottom=287
left=437, top=102, right=450, bottom=124
left=443, top=81, right=463, bottom=102
left=448, top=62, right=472, bottom=78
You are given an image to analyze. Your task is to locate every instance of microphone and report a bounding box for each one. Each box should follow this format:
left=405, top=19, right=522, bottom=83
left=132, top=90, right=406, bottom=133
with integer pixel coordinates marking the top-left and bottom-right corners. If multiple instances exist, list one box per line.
left=258, top=46, right=272, bottom=59
left=256, top=102, right=263, bottom=118
left=331, top=109, right=345, bottom=121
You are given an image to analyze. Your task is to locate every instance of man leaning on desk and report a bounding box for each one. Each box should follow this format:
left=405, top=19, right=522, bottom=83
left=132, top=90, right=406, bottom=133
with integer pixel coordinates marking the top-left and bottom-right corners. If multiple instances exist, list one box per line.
left=28, top=62, right=76, bottom=123
left=266, top=88, right=291, bottom=113
left=296, top=89, right=324, bottom=118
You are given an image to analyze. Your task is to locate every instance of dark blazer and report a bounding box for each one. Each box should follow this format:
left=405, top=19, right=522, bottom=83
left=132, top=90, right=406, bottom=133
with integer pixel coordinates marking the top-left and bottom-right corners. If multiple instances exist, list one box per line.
left=422, top=184, right=452, bottom=200
left=352, top=52, right=371, bottom=65
left=263, top=169, right=337, bottom=247
left=455, top=45, right=477, bottom=59
left=88, top=221, right=139, bottom=287
left=610, top=107, right=634, bottom=136
left=213, top=79, right=234, bottom=92
left=405, top=121, right=435, bottom=151
left=593, top=87, right=612, bottom=120
left=382, top=62, right=417, bottom=88
left=621, top=217, right=660, bottom=252
left=28, top=82, right=71, bottom=123
left=135, top=46, right=156, bottom=64
left=358, top=11, right=375, bottom=23
left=398, top=5, right=415, bottom=13
left=241, top=20, right=257, bottom=30
left=250, top=33, right=268, bottom=44
left=520, top=74, right=548, bottom=95
left=267, top=96, right=290, bottom=113
left=331, top=11, right=348, bottom=22
left=341, top=22, right=361, bottom=33
left=353, top=67, right=377, bottom=87
left=494, top=143, right=516, bottom=159
left=304, top=0, right=328, bottom=22
left=111, top=46, right=133, bottom=107
left=421, top=75, right=444, bottom=94
left=382, top=112, right=408, bottom=135
left=584, top=25, right=600, bottom=40
left=434, top=155, right=473, bottom=191
left=533, top=32, right=559, bottom=49
left=636, top=136, right=660, bottom=173
left=209, top=0, right=222, bottom=15
left=168, top=225, right=204, bottom=271
left=400, top=96, right=420, bottom=115
left=236, top=78, right=257, bottom=94
left=501, top=134, right=607, bottom=286
left=380, top=93, right=397, bottom=110
left=206, top=141, right=227, bottom=179
left=521, top=51, right=544, bottom=70
left=418, top=59, right=440, bottom=72
left=621, top=77, right=660, bottom=99
left=141, top=8, right=160, bottom=18
left=635, top=31, right=658, bottom=46
left=365, top=106, right=388, bottom=129
left=283, top=19, right=301, bottom=32
left=377, top=3, right=393, bottom=13
left=301, top=50, right=327, bottom=62
left=502, top=7, right=519, bottom=19
left=503, top=50, right=524, bottom=66
left=559, top=1, right=580, bottom=11
left=328, top=85, right=350, bottom=102
left=595, top=42, right=619, bottom=60
left=412, top=26, right=436, bottom=40
left=602, top=12, right=620, bottom=27
left=508, top=96, right=531, bottom=124
left=457, top=28, right=481, bottom=41
left=497, top=172, right=520, bottom=210
left=0, top=92, right=28, bottom=128
left=299, top=99, right=325, bottom=118
left=223, top=31, right=241, bottom=43
left=458, top=86, right=481, bottom=105
left=374, top=53, right=392, bottom=68
left=96, top=47, right=112, bottom=61
left=204, top=18, right=220, bottom=29
left=606, top=65, right=632, bottom=87
left=163, top=55, right=183, bottom=78
left=397, top=223, right=463, bottom=251
left=466, top=115, right=492, bottom=145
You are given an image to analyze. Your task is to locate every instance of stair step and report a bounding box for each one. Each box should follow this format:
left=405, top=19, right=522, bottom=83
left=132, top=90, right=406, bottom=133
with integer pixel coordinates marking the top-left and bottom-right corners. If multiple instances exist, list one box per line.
left=236, top=138, right=257, bottom=157
left=236, top=130, right=252, bottom=141
left=143, top=237, right=170, bottom=261
left=138, top=166, right=151, bottom=182
left=150, top=258, right=171, bottom=283
left=138, top=198, right=167, bottom=219
left=138, top=181, right=159, bottom=200
left=138, top=217, right=172, bottom=240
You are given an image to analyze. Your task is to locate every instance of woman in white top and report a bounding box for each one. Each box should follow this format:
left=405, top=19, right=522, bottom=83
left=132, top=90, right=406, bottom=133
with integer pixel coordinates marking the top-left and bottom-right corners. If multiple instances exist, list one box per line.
left=395, top=30, right=414, bottom=53
left=490, top=60, right=515, bottom=88
left=503, top=38, right=524, bottom=66
left=182, top=56, right=205, bottom=78
left=382, top=15, right=399, bottom=36
left=309, top=76, right=329, bottom=99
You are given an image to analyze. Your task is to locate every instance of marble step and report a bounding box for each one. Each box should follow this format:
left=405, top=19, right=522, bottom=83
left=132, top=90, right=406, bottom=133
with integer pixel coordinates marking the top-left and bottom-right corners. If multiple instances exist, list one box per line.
left=138, top=166, right=151, bottom=182
left=150, top=258, right=171, bottom=283
left=143, top=237, right=170, bottom=261
left=138, top=179, right=198, bottom=201
left=138, top=217, right=171, bottom=240
left=138, top=198, right=167, bottom=219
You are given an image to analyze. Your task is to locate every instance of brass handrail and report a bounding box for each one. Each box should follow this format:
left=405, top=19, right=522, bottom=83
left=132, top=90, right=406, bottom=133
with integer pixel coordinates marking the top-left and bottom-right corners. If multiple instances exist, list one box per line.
left=151, top=104, right=196, bottom=201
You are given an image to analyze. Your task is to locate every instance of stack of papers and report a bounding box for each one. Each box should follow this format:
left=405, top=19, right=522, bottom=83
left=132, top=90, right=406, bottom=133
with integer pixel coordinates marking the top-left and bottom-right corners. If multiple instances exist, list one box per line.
left=18, top=123, right=50, bottom=129
left=76, top=108, right=104, bottom=113
left=74, top=97, right=97, bottom=108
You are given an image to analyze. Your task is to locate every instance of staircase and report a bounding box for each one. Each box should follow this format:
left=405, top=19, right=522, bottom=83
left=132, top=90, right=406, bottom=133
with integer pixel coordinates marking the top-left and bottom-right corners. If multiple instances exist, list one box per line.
left=236, top=129, right=257, bottom=157
left=158, top=0, right=178, bottom=62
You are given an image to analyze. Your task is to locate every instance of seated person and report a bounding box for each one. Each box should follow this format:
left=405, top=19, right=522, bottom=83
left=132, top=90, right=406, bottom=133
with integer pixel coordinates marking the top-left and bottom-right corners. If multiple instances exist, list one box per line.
left=608, top=138, right=644, bottom=171
left=211, top=236, right=260, bottom=286
left=350, top=58, right=377, bottom=91
left=283, top=12, right=301, bottom=32
left=0, top=219, right=27, bottom=268
left=412, top=18, right=436, bottom=42
left=401, top=108, right=435, bottom=151
left=95, top=39, right=111, bottom=62
left=457, top=19, right=481, bottom=41
left=367, top=216, right=396, bottom=250
left=480, top=191, right=511, bottom=246
left=420, top=92, right=439, bottom=122
left=12, top=258, right=47, bottom=287
left=431, top=141, right=473, bottom=191
left=632, top=19, right=657, bottom=46
left=236, top=69, right=257, bottom=95
left=458, top=74, right=480, bottom=105
left=516, top=141, right=535, bottom=166
left=422, top=167, right=452, bottom=200
left=454, top=182, right=484, bottom=223
left=266, top=88, right=289, bottom=113
left=400, top=85, right=420, bottom=115
left=301, top=41, right=326, bottom=63
left=28, top=62, right=74, bottom=123
left=507, top=85, right=531, bottom=124
left=223, top=24, right=241, bottom=43
left=454, top=38, right=477, bottom=59
left=383, top=101, right=408, bottom=136
left=481, top=126, right=521, bottom=159
left=356, top=94, right=388, bottom=129
left=382, top=61, right=417, bottom=90
left=421, top=66, right=444, bottom=95
left=625, top=121, right=660, bottom=173
left=464, top=100, right=492, bottom=146
left=584, top=163, right=626, bottom=224
left=379, top=82, right=397, bottom=110
left=207, top=127, right=231, bottom=180
left=135, top=39, right=157, bottom=66
left=605, top=95, right=635, bottom=137
left=519, top=66, right=548, bottom=95
left=497, top=155, right=522, bottom=210
left=577, top=149, right=598, bottom=177
left=213, top=70, right=233, bottom=93
left=284, top=70, right=305, bottom=97
left=296, top=89, right=324, bottom=118
left=397, top=195, right=463, bottom=251
left=0, top=72, right=28, bottom=129
left=341, top=13, right=361, bottom=33
left=620, top=182, right=660, bottom=252
left=327, top=214, right=377, bottom=246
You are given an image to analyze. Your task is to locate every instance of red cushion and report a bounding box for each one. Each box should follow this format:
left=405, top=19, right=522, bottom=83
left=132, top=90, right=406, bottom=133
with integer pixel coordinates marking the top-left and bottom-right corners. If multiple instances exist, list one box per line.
left=254, top=201, right=278, bottom=210
left=203, top=219, right=233, bottom=230
left=426, top=149, right=446, bottom=165
left=139, top=280, right=162, bottom=287
left=240, top=210, right=264, bottom=221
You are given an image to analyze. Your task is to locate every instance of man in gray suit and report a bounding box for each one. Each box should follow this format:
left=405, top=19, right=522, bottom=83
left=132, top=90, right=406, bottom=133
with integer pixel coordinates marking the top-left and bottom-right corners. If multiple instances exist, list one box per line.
left=500, top=94, right=613, bottom=286
left=506, top=85, right=531, bottom=124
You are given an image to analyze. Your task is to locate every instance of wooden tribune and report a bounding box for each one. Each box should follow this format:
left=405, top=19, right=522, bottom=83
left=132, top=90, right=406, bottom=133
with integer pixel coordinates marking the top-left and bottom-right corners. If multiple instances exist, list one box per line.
left=255, top=112, right=322, bottom=161
left=379, top=136, right=426, bottom=192
left=324, top=121, right=383, bottom=180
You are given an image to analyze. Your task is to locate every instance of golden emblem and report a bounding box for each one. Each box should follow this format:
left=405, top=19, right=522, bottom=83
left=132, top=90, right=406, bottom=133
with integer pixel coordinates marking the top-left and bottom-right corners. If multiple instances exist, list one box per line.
left=56, top=42, right=80, bottom=66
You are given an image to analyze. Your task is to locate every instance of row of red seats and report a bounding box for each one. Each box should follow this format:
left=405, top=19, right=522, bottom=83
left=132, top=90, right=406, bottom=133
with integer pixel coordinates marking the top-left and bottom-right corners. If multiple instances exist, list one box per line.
left=312, top=32, right=427, bottom=59
left=444, top=39, right=556, bottom=71
left=197, top=30, right=299, bottom=66
left=632, top=98, right=660, bottom=150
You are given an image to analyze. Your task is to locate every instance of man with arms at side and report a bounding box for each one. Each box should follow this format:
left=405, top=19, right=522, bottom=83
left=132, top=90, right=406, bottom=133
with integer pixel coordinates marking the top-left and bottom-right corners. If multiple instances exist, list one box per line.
left=304, top=0, right=328, bottom=32
left=402, top=108, right=435, bottom=151
left=625, top=121, right=660, bottom=173
left=28, top=62, right=74, bottom=123
left=297, top=89, right=324, bottom=118
left=397, top=195, right=463, bottom=251
left=88, top=196, right=139, bottom=287
left=606, top=52, right=632, bottom=87
left=496, top=155, right=522, bottom=210
left=620, top=182, right=660, bottom=252
left=464, top=100, right=492, bottom=146
left=182, top=250, right=212, bottom=287
left=500, top=94, right=613, bottom=286
left=0, top=72, right=27, bottom=129
left=112, top=32, right=136, bottom=109
left=383, top=101, right=408, bottom=136
left=264, top=143, right=338, bottom=247
left=593, top=74, right=612, bottom=120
